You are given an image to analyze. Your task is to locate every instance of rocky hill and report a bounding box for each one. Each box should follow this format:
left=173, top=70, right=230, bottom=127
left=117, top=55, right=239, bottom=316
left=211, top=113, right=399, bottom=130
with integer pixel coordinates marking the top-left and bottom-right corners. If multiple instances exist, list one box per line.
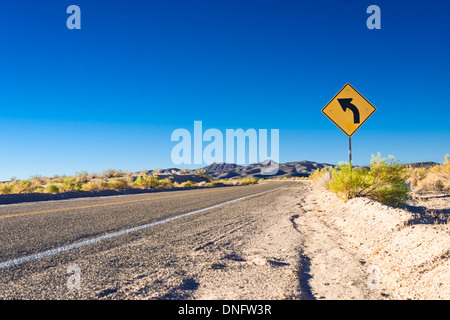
left=201, top=161, right=333, bottom=179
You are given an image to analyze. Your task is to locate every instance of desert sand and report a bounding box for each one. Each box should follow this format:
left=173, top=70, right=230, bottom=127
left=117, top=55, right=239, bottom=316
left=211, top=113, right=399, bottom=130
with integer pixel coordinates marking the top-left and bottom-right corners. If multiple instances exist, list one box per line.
left=302, top=182, right=450, bottom=299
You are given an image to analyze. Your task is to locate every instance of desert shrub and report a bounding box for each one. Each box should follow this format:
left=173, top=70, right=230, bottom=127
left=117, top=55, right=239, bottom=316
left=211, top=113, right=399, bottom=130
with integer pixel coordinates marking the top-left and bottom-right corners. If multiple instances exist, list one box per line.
left=309, top=168, right=328, bottom=181
left=133, top=175, right=160, bottom=189
left=60, top=178, right=83, bottom=192
left=406, top=167, right=428, bottom=187
left=180, top=181, right=196, bottom=188
left=0, top=183, right=13, bottom=194
left=310, top=168, right=331, bottom=190
left=328, top=154, right=409, bottom=207
left=82, top=180, right=109, bottom=191
left=108, top=178, right=130, bottom=190
left=158, top=178, right=174, bottom=188
left=102, top=169, right=126, bottom=178
left=29, top=175, right=49, bottom=185
left=45, top=184, right=60, bottom=194
left=414, top=155, right=450, bottom=192
left=237, top=177, right=260, bottom=185
left=328, top=164, right=371, bottom=200
left=75, top=170, right=90, bottom=183
left=194, top=169, right=213, bottom=182
left=208, top=181, right=228, bottom=187
left=10, top=180, right=36, bottom=194
left=0, top=179, right=44, bottom=194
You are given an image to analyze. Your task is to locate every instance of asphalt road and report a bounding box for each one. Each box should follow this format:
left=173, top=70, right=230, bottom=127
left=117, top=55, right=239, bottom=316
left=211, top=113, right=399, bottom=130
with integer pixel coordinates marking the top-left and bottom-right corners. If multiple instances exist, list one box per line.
left=0, top=181, right=302, bottom=299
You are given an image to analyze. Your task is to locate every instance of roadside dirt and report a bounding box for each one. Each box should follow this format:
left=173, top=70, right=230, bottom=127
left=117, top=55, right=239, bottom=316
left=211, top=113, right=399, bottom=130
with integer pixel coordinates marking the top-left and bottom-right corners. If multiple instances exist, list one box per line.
left=190, top=182, right=388, bottom=300
left=307, top=182, right=450, bottom=299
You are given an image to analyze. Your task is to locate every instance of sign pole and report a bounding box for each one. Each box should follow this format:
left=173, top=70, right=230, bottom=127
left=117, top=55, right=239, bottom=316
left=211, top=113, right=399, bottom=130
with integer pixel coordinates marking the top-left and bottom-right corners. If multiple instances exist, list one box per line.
left=348, top=136, right=352, bottom=166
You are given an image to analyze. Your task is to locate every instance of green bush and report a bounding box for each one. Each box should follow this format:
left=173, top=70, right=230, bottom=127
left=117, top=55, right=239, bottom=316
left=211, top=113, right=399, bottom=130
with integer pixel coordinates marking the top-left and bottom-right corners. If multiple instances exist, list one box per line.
left=61, top=178, right=83, bottom=192
left=45, top=184, right=60, bottom=194
left=133, top=174, right=160, bottom=189
left=328, top=153, right=409, bottom=207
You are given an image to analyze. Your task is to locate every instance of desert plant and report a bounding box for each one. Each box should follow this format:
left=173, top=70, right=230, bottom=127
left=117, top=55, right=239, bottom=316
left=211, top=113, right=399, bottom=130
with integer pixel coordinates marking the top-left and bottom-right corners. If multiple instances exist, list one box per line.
left=406, top=167, right=428, bottom=187
left=158, top=178, right=174, bottom=188
left=45, top=184, right=60, bottom=194
left=82, top=180, right=109, bottom=192
left=133, top=174, right=160, bottom=189
left=74, top=170, right=90, bottom=183
left=108, top=178, right=131, bottom=190
left=237, top=177, right=260, bottom=185
left=328, top=164, right=371, bottom=200
left=410, top=154, right=450, bottom=193
left=0, top=183, right=13, bottom=194
left=102, top=169, right=126, bottom=178
left=310, top=167, right=331, bottom=190
left=327, top=154, right=409, bottom=207
left=180, top=181, right=196, bottom=187
left=60, top=177, right=83, bottom=192
left=10, top=180, right=36, bottom=194
left=194, top=169, right=213, bottom=182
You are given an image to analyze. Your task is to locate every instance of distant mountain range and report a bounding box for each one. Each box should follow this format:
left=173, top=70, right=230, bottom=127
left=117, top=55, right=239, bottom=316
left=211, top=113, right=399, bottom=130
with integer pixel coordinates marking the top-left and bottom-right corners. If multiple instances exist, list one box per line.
left=147, top=160, right=439, bottom=180
left=200, top=161, right=334, bottom=179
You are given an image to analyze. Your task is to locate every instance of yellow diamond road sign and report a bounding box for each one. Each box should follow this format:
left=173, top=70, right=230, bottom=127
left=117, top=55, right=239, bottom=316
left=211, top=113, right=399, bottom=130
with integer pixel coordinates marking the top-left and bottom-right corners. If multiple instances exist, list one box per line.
left=322, top=83, right=376, bottom=137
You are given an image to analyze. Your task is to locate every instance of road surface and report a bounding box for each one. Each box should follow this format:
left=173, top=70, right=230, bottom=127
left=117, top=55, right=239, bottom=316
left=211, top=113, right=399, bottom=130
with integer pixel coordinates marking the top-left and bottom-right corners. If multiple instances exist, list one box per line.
left=0, top=181, right=307, bottom=299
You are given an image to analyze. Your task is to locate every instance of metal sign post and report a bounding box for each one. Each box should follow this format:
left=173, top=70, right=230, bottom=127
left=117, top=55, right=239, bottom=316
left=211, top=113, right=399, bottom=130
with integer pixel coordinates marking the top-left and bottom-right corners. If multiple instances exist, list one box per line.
left=349, top=136, right=352, bottom=166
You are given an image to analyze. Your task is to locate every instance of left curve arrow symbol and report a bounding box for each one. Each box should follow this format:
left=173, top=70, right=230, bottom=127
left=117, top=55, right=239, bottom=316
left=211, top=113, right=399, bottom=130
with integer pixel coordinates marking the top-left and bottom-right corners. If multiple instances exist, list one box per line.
left=338, top=98, right=360, bottom=124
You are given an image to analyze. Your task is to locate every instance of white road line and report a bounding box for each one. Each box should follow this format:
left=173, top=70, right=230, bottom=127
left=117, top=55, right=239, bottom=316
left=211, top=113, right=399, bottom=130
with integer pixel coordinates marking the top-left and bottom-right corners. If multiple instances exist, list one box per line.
left=0, top=185, right=286, bottom=270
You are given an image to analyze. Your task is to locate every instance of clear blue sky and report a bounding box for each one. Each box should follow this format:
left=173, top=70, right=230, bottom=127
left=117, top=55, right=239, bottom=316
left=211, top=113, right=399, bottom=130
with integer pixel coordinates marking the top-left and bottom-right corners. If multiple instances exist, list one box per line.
left=0, top=0, right=449, bottom=180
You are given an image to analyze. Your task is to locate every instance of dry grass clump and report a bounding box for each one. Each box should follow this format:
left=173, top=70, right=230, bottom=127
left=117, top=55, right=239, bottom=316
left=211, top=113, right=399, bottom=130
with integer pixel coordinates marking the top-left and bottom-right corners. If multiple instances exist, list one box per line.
left=102, top=169, right=129, bottom=179
left=179, top=181, right=197, bottom=188
left=237, top=177, right=260, bottom=185
left=278, top=176, right=307, bottom=180
left=108, top=178, right=130, bottom=190
left=309, top=168, right=331, bottom=190
left=407, top=155, right=450, bottom=193
left=158, top=178, right=174, bottom=188
left=81, top=180, right=109, bottom=192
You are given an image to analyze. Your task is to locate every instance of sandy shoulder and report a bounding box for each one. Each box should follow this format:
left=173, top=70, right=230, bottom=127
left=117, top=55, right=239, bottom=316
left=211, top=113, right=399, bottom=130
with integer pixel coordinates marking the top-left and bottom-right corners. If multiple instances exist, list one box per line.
left=306, top=182, right=450, bottom=299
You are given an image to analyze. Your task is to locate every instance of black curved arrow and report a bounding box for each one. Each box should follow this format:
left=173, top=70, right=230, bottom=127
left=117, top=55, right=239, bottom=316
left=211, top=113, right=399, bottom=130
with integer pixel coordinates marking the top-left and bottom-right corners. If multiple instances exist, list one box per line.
left=338, top=98, right=360, bottom=124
